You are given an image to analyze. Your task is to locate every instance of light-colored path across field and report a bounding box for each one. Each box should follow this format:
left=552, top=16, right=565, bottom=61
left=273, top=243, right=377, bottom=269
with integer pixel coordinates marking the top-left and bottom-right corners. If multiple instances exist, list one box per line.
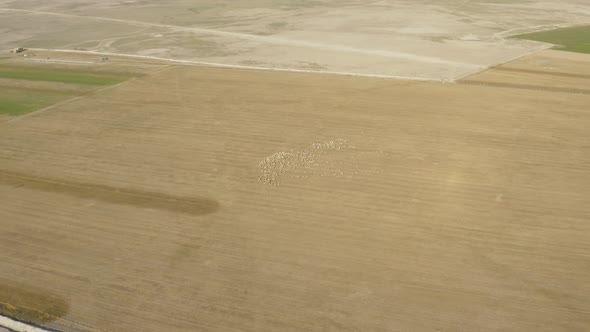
left=493, top=22, right=590, bottom=40
left=0, top=315, right=51, bottom=332
left=3, top=1, right=590, bottom=80
left=22, top=48, right=444, bottom=82
left=0, top=8, right=479, bottom=69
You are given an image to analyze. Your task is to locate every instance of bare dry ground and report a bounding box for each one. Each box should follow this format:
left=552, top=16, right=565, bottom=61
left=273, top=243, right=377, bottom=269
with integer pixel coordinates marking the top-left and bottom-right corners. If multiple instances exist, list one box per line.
left=2, top=0, right=590, bottom=80
left=0, top=50, right=589, bottom=331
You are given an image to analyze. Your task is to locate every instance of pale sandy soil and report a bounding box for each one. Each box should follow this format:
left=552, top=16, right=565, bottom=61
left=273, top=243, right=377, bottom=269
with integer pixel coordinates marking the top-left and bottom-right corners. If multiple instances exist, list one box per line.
left=0, top=51, right=589, bottom=332
left=0, top=315, right=50, bottom=332
left=1, top=1, right=590, bottom=79
left=1, top=51, right=169, bottom=75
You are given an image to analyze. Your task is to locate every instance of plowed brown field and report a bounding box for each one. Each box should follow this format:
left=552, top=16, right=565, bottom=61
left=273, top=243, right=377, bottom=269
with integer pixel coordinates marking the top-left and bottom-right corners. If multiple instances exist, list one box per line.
left=0, top=51, right=589, bottom=332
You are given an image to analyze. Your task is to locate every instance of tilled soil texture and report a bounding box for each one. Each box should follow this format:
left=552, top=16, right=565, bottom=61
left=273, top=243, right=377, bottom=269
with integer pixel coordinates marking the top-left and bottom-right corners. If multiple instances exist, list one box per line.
left=0, top=52, right=589, bottom=331
left=460, top=49, right=590, bottom=94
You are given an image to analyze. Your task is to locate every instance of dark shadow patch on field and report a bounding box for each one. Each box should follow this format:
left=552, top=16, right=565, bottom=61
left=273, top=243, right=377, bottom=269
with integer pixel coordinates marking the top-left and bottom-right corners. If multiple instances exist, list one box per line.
left=0, top=281, right=69, bottom=326
left=0, top=170, right=219, bottom=215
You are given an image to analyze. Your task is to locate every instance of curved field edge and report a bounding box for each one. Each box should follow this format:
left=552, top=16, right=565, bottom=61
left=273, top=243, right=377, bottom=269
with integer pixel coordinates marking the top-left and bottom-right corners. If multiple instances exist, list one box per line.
left=513, top=26, right=590, bottom=54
